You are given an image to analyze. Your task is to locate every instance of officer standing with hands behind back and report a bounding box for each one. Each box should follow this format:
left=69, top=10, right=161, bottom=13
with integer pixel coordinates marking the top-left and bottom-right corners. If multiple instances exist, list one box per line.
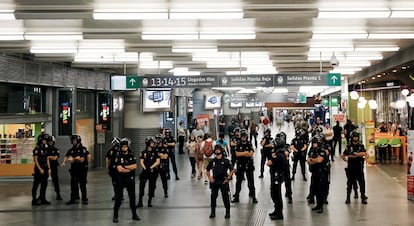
left=31, top=134, right=51, bottom=206
left=206, top=144, right=235, bottom=219
left=113, top=138, right=140, bottom=223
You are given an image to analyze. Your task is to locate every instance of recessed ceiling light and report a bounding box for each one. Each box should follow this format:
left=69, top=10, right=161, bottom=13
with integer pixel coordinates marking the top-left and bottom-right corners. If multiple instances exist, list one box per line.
left=372, top=77, right=376, bottom=80
left=358, top=82, right=361, bottom=85
left=402, top=66, right=407, bottom=70
left=361, top=80, right=366, bottom=83
left=377, top=74, right=381, bottom=77
left=392, top=69, right=397, bottom=72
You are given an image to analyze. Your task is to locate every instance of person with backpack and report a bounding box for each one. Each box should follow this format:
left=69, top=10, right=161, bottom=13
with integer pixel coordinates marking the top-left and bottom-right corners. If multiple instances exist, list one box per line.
left=200, top=133, right=214, bottom=184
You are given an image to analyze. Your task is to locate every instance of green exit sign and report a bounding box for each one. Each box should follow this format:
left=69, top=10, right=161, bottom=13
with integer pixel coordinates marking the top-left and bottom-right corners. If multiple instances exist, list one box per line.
left=327, top=73, right=341, bottom=86
left=126, top=76, right=139, bottom=89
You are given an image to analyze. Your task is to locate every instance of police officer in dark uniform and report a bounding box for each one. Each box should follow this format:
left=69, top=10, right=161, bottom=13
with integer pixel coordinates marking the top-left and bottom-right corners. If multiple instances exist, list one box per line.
left=62, top=134, right=88, bottom=205
left=259, top=128, right=273, bottom=178
left=46, top=135, right=62, bottom=201
left=267, top=133, right=289, bottom=220
left=307, top=135, right=329, bottom=213
left=206, top=145, right=235, bottom=219
left=231, top=129, right=257, bottom=204
left=279, top=132, right=293, bottom=203
left=113, top=138, right=140, bottom=223
left=155, top=134, right=169, bottom=198
left=229, top=127, right=241, bottom=166
left=164, top=128, right=180, bottom=180
left=291, top=129, right=308, bottom=181
left=32, top=134, right=50, bottom=205
left=137, top=136, right=160, bottom=208
left=343, top=131, right=368, bottom=204
left=105, top=137, right=121, bottom=200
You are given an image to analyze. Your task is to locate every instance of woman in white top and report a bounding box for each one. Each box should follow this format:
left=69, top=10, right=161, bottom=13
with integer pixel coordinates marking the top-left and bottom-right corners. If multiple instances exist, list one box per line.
left=186, top=134, right=198, bottom=178
left=323, top=123, right=334, bottom=161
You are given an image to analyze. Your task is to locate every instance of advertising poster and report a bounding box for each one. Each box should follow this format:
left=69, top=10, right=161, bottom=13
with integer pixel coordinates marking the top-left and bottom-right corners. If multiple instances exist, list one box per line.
left=365, top=120, right=376, bottom=165
left=407, top=130, right=414, bottom=201
left=196, top=114, right=210, bottom=133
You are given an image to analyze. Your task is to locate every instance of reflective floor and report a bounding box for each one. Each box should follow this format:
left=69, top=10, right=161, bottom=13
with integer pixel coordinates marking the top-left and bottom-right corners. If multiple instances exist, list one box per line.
left=0, top=122, right=413, bottom=226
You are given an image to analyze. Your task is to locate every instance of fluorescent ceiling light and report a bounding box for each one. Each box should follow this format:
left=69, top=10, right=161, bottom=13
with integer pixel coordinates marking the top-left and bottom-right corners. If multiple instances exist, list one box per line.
left=237, top=88, right=256, bottom=94
left=330, top=69, right=357, bottom=75
left=169, top=67, right=200, bottom=76
left=390, top=10, right=414, bottom=18
left=78, top=47, right=124, bottom=53
left=30, top=46, right=78, bottom=54
left=0, top=10, right=15, bottom=20
left=354, top=46, right=399, bottom=52
left=368, top=33, right=414, bottom=39
left=309, top=43, right=354, bottom=48
left=199, top=32, right=255, bottom=40
left=312, top=33, right=368, bottom=39
left=318, top=10, right=391, bottom=18
left=140, top=61, right=173, bottom=69
left=172, top=46, right=217, bottom=53
left=93, top=10, right=168, bottom=20
left=332, top=67, right=362, bottom=71
left=338, top=61, right=371, bottom=67
left=309, top=47, right=355, bottom=52
left=299, top=86, right=327, bottom=96
left=307, top=56, right=346, bottom=61
left=212, top=87, right=243, bottom=91
left=142, top=32, right=198, bottom=40
left=74, top=55, right=115, bottom=63
left=24, top=32, right=83, bottom=40
left=169, top=9, right=243, bottom=19
left=272, top=88, right=288, bottom=93
left=0, top=32, right=24, bottom=40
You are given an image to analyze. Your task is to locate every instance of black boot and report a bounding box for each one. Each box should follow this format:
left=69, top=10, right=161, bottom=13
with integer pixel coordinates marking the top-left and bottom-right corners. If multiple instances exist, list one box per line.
left=136, top=198, right=143, bottom=208
left=56, top=193, right=63, bottom=201
left=225, top=208, right=230, bottom=218
left=270, top=211, right=283, bottom=220
left=148, top=198, right=153, bottom=207
left=209, top=207, right=216, bottom=218
left=164, top=191, right=168, bottom=198
left=345, top=193, right=351, bottom=204
left=132, top=213, right=140, bottom=221
left=231, top=197, right=239, bottom=203
left=113, top=214, right=118, bottom=223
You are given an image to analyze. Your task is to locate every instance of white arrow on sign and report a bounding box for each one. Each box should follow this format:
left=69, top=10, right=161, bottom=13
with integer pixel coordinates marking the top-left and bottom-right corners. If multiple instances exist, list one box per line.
left=331, top=75, right=338, bottom=84
left=129, top=78, right=136, bottom=86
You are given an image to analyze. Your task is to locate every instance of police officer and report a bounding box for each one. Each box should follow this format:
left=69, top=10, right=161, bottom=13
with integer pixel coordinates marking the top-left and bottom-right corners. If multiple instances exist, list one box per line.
left=62, top=134, right=88, bottom=205
left=342, top=131, right=368, bottom=204
left=278, top=132, right=293, bottom=203
left=113, top=138, right=140, bottom=223
left=231, top=129, right=257, bottom=203
left=32, top=134, right=50, bottom=205
left=267, top=133, right=289, bottom=220
left=205, top=145, right=235, bottom=219
left=137, top=136, right=160, bottom=208
left=291, top=129, right=308, bottom=181
left=259, top=128, right=273, bottom=178
left=46, top=135, right=62, bottom=201
left=229, top=127, right=241, bottom=166
left=307, top=135, right=329, bottom=213
left=164, top=128, right=180, bottom=180
left=155, top=134, right=169, bottom=198
left=105, top=137, right=121, bottom=200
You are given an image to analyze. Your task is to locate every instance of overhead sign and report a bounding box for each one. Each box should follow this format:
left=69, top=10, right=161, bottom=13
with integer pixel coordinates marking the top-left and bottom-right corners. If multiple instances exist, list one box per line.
left=219, top=74, right=273, bottom=87
left=111, top=73, right=341, bottom=90
left=126, top=76, right=140, bottom=89
left=327, top=73, right=341, bottom=86
left=275, top=74, right=328, bottom=86
left=140, top=74, right=219, bottom=88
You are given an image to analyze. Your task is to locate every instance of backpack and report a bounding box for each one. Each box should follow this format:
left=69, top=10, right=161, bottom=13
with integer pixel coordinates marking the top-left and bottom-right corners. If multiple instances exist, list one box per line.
left=203, top=140, right=213, bottom=157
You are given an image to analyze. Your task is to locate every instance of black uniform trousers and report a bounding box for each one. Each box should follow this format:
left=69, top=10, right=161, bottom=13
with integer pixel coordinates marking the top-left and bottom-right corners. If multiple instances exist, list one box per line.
left=69, top=168, right=87, bottom=201
left=284, top=160, right=292, bottom=198
left=109, top=170, right=118, bottom=197
left=32, top=167, right=49, bottom=201
left=347, top=167, right=366, bottom=197
left=159, top=160, right=169, bottom=195
left=139, top=169, right=159, bottom=198
left=259, top=148, right=271, bottom=176
left=168, top=147, right=179, bottom=177
left=178, top=136, right=185, bottom=154
left=333, top=137, right=342, bottom=155
left=230, top=148, right=236, bottom=166
left=311, top=170, right=328, bottom=209
left=114, top=176, right=137, bottom=217
left=210, top=181, right=230, bottom=209
left=270, top=176, right=283, bottom=213
left=292, top=152, right=306, bottom=178
left=50, top=162, right=60, bottom=194
left=234, top=163, right=255, bottom=197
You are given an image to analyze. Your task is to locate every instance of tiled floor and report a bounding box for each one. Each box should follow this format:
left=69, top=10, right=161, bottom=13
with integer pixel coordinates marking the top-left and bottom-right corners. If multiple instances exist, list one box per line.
left=0, top=123, right=413, bottom=226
